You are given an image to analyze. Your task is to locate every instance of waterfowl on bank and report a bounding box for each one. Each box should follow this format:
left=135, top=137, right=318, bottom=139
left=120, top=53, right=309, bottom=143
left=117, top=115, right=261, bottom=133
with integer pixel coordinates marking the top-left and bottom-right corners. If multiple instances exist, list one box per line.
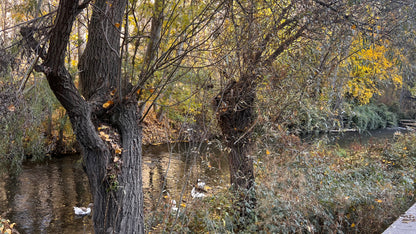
left=191, top=179, right=207, bottom=198
left=162, top=190, right=179, bottom=212
left=74, top=203, right=93, bottom=216
left=170, top=199, right=179, bottom=212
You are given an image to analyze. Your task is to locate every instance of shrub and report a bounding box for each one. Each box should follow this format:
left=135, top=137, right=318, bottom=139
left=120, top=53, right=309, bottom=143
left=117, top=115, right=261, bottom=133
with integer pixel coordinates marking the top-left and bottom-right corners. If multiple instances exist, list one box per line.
left=0, top=82, right=45, bottom=172
left=348, top=103, right=397, bottom=131
left=0, top=80, right=70, bottom=173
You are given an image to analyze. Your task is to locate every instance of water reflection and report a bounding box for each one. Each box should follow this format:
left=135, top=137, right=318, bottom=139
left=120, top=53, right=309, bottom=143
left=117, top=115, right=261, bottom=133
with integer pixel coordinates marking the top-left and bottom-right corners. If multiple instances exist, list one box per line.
left=0, top=143, right=229, bottom=233
left=142, top=143, right=229, bottom=213
left=1, top=155, right=93, bottom=234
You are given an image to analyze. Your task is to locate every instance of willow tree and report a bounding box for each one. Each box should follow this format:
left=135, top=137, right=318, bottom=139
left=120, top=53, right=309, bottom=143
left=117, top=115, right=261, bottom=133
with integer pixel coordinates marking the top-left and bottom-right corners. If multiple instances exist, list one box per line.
left=21, top=0, right=225, bottom=232
left=213, top=0, right=412, bottom=224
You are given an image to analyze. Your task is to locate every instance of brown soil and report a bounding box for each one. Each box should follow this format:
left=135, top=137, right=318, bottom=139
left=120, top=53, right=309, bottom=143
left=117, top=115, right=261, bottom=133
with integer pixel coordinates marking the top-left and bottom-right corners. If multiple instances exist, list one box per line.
left=141, top=107, right=178, bottom=145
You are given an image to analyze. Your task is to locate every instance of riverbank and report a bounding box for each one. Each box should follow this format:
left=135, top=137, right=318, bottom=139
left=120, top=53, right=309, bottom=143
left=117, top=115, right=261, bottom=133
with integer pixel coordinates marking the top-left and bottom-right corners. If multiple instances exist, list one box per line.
left=47, top=107, right=185, bottom=155
left=252, top=132, right=416, bottom=233
left=156, top=130, right=416, bottom=233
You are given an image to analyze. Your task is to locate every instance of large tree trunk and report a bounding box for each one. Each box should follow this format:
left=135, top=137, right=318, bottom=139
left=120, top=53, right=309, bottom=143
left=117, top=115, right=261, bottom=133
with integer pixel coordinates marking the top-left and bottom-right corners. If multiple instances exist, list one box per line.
left=214, top=74, right=257, bottom=224
left=32, top=0, right=144, bottom=233
left=78, top=0, right=125, bottom=99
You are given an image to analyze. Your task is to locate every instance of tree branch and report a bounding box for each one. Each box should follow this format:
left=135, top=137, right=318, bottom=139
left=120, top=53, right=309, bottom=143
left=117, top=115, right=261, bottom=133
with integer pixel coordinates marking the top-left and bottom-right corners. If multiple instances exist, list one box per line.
left=20, top=26, right=47, bottom=60
left=42, top=0, right=87, bottom=115
left=264, top=24, right=307, bottom=65
left=313, top=0, right=339, bottom=13
left=78, top=0, right=92, bottom=11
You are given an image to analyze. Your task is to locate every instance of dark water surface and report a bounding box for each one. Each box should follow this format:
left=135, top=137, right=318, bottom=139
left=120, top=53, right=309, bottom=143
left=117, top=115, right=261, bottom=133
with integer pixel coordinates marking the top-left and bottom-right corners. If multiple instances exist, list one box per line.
left=0, top=143, right=229, bottom=234
left=0, top=155, right=92, bottom=234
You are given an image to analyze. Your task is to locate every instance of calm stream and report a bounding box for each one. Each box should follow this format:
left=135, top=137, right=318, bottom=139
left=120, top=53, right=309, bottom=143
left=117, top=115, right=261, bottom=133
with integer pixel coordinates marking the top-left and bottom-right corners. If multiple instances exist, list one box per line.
left=0, top=128, right=406, bottom=233
left=0, top=143, right=229, bottom=234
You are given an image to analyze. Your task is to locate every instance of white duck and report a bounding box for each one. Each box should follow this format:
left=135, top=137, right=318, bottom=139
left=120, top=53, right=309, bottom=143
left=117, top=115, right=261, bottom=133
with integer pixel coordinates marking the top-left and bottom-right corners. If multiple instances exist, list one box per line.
left=191, top=179, right=207, bottom=198
left=74, top=203, right=93, bottom=216
left=170, top=199, right=179, bottom=212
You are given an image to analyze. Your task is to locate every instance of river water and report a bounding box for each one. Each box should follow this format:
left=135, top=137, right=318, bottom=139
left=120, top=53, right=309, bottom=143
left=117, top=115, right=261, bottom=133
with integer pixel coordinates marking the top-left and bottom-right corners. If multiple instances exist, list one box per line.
left=0, top=142, right=229, bottom=234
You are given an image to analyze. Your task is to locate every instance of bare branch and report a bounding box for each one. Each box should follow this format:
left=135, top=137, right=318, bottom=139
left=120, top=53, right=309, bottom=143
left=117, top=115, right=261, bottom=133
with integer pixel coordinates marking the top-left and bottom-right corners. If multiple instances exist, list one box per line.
left=264, top=24, right=307, bottom=66
left=77, top=0, right=92, bottom=11
left=20, top=26, right=47, bottom=60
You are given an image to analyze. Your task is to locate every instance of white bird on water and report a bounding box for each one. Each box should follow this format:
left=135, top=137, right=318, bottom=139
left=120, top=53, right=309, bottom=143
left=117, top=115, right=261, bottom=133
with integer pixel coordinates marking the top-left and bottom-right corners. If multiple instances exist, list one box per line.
left=74, top=203, right=93, bottom=216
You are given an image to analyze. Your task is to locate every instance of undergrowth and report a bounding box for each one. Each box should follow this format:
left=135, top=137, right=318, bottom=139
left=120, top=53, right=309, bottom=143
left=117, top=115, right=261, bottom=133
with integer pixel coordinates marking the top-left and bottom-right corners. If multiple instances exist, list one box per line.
left=253, top=128, right=415, bottom=233
left=0, top=80, right=76, bottom=174
left=149, top=129, right=416, bottom=233
left=252, top=133, right=414, bottom=233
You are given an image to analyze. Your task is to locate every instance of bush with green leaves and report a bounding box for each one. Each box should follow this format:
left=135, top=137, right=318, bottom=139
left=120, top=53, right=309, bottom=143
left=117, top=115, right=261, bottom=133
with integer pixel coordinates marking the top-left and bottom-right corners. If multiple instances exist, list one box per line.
left=348, top=103, right=397, bottom=131
left=259, top=98, right=398, bottom=135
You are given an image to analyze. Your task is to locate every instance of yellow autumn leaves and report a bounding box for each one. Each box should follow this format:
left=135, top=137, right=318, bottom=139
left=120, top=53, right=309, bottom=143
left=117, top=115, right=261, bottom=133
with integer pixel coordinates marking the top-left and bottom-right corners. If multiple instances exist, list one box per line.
left=344, top=38, right=402, bottom=104
left=103, top=100, right=114, bottom=109
left=102, top=89, right=118, bottom=109
left=0, top=217, right=15, bottom=234
left=98, top=125, right=123, bottom=161
left=7, top=105, right=15, bottom=112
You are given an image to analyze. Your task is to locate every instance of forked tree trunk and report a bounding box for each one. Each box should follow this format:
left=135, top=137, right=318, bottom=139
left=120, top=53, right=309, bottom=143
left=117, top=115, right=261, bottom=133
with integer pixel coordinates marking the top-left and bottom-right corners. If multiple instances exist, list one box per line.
left=33, top=0, right=144, bottom=233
